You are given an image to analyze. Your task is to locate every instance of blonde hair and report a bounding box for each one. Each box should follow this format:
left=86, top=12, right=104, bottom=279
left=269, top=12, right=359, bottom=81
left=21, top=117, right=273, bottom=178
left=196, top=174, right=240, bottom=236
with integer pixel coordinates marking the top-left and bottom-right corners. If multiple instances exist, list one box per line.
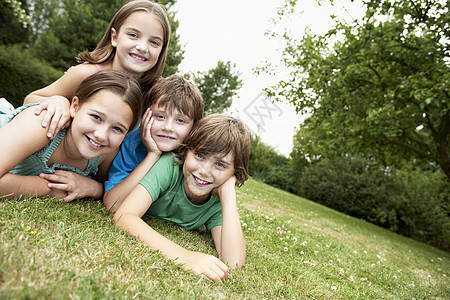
left=77, top=0, right=171, bottom=91
left=144, top=74, right=204, bottom=123
left=74, top=70, right=142, bottom=131
left=178, top=114, right=252, bottom=187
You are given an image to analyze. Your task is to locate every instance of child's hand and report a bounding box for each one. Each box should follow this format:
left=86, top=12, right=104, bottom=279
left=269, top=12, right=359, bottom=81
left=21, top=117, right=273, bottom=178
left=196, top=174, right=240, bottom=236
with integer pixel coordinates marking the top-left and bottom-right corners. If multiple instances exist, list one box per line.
left=34, top=96, right=71, bottom=139
left=140, top=108, right=161, bottom=154
left=40, top=170, right=102, bottom=202
left=178, top=250, right=229, bottom=282
left=212, top=175, right=236, bottom=198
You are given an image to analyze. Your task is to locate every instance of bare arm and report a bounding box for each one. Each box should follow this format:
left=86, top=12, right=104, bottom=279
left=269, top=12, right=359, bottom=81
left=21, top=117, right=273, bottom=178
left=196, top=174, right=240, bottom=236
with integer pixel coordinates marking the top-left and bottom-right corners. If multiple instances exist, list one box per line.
left=24, top=64, right=99, bottom=139
left=0, top=107, right=55, bottom=199
left=104, top=110, right=161, bottom=212
left=211, top=176, right=246, bottom=269
left=114, top=184, right=229, bottom=282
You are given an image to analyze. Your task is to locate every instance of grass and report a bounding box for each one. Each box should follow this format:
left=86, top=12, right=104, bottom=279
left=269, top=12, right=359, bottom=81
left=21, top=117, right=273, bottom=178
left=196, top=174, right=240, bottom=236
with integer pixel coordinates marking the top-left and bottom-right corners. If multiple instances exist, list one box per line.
left=1, top=178, right=449, bottom=299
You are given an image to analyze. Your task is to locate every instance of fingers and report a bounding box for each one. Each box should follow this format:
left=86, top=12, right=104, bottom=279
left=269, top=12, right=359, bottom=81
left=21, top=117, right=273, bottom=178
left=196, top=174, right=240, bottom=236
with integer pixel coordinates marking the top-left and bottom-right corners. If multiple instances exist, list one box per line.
left=194, top=256, right=229, bottom=282
left=64, top=193, right=77, bottom=202
left=208, top=262, right=229, bottom=282
left=33, top=98, right=71, bottom=139
left=47, top=111, right=70, bottom=139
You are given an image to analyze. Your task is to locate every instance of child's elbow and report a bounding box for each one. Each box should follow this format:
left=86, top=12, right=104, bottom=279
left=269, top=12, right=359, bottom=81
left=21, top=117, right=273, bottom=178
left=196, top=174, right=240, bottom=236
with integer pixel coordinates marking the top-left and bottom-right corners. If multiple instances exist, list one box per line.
left=112, top=210, right=124, bottom=225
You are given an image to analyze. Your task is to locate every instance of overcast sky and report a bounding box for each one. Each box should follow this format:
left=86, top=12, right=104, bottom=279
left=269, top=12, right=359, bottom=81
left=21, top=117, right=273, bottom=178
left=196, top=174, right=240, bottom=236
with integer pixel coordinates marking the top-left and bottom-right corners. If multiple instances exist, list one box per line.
left=172, top=0, right=364, bottom=156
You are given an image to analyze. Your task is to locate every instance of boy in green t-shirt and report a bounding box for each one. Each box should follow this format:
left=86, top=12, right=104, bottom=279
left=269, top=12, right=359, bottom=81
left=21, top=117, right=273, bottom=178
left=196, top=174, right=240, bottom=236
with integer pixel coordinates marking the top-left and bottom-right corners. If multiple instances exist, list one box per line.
left=114, top=114, right=251, bottom=282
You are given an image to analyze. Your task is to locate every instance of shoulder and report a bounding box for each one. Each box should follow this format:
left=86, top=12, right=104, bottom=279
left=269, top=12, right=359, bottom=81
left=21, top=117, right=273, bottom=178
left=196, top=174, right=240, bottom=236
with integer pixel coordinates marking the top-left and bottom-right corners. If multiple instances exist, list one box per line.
left=0, top=106, right=51, bottom=170
left=65, top=63, right=101, bottom=79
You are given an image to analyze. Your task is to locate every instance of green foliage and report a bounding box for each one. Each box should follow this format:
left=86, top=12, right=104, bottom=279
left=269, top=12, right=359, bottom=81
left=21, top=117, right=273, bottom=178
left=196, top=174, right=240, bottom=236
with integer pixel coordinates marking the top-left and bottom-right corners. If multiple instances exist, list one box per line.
left=0, top=0, right=32, bottom=44
left=0, top=44, right=62, bottom=107
left=34, top=0, right=126, bottom=69
left=29, top=0, right=183, bottom=73
left=300, top=156, right=450, bottom=250
left=263, top=0, right=449, bottom=178
left=187, top=61, right=242, bottom=115
left=249, top=135, right=300, bottom=193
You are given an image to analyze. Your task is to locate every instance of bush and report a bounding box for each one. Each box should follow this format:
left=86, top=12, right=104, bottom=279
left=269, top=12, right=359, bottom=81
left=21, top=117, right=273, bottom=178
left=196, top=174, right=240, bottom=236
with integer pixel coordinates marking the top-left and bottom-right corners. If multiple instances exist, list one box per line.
left=0, top=44, right=62, bottom=107
left=386, top=169, right=449, bottom=250
left=301, top=156, right=449, bottom=250
left=249, top=135, right=300, bottom=194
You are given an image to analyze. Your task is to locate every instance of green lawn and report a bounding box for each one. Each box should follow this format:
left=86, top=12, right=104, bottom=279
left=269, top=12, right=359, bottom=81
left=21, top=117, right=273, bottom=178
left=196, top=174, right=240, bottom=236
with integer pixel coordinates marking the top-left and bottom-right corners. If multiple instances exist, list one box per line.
left=1, top=178, right=449, bottom=299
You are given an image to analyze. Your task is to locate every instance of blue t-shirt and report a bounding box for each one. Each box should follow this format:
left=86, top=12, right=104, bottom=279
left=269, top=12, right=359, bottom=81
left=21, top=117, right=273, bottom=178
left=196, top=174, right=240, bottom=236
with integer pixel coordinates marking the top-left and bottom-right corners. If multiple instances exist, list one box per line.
left=105, top=128, right=146, bottom=192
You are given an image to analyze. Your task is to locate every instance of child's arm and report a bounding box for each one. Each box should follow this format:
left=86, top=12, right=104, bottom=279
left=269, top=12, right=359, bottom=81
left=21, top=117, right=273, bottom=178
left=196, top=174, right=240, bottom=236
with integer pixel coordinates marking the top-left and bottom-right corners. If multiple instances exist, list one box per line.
left=211, top=176, right=246, bottom=269
left=24, top=64, right=99, bottom=139
left=104, top=109, right=161, bottom=212
left=114, top=184, right=229, bottom=282
left=0, top=107, right=56, bottom=198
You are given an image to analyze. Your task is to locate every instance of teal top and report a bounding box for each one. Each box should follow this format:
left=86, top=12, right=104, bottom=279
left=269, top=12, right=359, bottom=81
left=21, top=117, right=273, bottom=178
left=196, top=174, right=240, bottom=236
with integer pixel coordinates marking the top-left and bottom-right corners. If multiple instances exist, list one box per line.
left=5, top=103, right=100, bottom=176
left=139, top=153, right=222, bottom=232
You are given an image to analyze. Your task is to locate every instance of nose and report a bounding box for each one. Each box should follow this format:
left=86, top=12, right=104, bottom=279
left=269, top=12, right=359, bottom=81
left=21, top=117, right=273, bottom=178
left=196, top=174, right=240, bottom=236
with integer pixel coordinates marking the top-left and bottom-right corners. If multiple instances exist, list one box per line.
left=162, top=119, right=174, bottom=132
left=198, top=161, right=212, bottom=176
left=93, top=125, right=109, bottom=143
left=136, top=39, right=148, bottom=53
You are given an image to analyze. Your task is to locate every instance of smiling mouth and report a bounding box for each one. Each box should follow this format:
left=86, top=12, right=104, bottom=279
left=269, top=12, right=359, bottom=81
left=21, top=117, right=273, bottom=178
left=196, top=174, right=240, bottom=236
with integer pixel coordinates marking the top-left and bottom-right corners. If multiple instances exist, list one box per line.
left=157, top=135, right=175, bottom=141
left=193, top=175, right=211, bottom=187
left=87, top=136, right=104, bottom=149
left=130, top=53, right=148, bottom=63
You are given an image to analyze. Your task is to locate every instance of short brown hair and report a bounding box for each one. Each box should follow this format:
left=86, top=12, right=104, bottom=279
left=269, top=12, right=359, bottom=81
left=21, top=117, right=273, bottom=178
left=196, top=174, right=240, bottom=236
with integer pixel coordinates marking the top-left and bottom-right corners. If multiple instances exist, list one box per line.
left=74, top=70, right=142, bottom=132
left=144, top=74, right=204, bottom=123
left=178, top=114, right=251, bottom=187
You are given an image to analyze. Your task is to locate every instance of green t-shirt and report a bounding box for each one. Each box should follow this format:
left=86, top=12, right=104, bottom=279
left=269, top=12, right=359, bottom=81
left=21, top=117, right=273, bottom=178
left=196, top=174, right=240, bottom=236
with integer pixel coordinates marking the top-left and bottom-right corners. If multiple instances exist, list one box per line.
left=139, top=153, right=222, bottom=232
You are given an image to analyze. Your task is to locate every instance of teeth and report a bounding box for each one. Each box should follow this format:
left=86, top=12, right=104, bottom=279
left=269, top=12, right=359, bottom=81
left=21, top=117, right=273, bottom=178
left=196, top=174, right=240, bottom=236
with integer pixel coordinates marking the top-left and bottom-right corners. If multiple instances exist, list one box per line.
left=89, top=138, right=102, bottom=147
left=131, top=54, right=146, bottom=61
left=195, top=177, right=209, bottom=185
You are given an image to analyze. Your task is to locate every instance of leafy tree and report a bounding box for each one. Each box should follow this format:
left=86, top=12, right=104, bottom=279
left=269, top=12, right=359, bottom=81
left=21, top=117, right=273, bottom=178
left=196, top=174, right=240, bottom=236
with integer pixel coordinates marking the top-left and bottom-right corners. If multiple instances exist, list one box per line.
left=0, top=0, right=32, bottom=44
left=31, top=0, right=183, bottom=73
left=262, top=0, right=449, bottom=179
left=187, top=61, right=242, bottom=115
left=249, top=135, right=300, bottom=193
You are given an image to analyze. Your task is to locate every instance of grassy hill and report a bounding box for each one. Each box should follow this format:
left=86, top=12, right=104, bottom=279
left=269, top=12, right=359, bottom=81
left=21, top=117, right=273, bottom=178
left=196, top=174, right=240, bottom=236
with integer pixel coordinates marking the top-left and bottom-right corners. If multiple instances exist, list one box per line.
left=1, top=178, right=449, bottom=299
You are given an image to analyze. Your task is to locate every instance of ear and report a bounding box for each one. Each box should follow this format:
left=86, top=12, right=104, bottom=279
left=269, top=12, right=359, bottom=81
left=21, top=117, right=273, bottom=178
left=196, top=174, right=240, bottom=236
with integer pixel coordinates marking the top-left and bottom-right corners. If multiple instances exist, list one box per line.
left=111, top=27, right=118, bottom=47
left=70, top=96, right=80, bottom=118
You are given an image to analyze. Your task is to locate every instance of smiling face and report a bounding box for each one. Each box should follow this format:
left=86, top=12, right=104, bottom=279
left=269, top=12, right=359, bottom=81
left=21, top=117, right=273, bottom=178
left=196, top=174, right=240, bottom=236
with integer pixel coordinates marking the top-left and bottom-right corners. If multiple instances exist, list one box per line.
left=182, top=150, right=235, bottom=204
left=111, top=11, right=164, bottom=76
left=150, top=102, right=194, bottom=152
left=68, top=90, right=133, bottom=159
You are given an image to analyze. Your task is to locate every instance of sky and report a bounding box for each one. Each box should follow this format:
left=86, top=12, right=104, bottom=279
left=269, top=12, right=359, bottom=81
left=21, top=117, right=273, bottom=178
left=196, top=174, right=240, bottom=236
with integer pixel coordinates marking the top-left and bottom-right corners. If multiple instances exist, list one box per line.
left=172, top=0, right=365, bottom=156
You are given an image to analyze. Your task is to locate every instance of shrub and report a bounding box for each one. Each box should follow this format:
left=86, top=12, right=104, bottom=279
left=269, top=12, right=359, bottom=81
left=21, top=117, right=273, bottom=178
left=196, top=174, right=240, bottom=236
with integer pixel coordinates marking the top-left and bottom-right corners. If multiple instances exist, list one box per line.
left=249, top=135, right=300, bottom=194
left=0, top=44, right=62, bottom=107
left=301, top=156, right=449, bottom=250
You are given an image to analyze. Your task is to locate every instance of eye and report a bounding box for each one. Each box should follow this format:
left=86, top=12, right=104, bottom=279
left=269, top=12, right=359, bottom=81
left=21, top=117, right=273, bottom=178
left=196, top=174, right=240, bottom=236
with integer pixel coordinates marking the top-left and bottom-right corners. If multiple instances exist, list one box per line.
left=176, top=118, right=186, bottom=124
left=216, top=162, right=227, bottom=170
left=128, top=32, right=138, bottom=38
left=154, top=113, right=165, bottom=120
left=150, top=40, right=160, bottom=47
left=90, top=114, right=101, bottom=121
left=194, top=152, right=204, bottom=160
left=113, top=126, right=124, bottom=134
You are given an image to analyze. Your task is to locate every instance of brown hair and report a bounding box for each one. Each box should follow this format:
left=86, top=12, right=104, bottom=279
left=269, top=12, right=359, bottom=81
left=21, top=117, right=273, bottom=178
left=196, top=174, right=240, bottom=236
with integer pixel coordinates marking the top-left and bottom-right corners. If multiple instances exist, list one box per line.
left=77, top=0, right=171, bottom=91
left=144, top=74, right=204, bottom=123
left=178, top=114, right=251, bottom=187
left=74, top=70, right=142, bottom=131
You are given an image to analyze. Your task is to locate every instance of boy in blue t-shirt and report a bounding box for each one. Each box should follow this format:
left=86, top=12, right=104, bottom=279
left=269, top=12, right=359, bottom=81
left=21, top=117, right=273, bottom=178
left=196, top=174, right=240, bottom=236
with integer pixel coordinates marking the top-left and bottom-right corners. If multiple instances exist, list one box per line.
left=114, top=114, right=252, bottom=282
left=103, top=74, right=204, bottom=211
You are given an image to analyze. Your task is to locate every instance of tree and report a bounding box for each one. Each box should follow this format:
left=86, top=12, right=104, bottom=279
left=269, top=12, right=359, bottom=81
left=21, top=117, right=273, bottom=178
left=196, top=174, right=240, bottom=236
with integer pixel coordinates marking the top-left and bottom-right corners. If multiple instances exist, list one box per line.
left=31, top=0, right=183, bottom=73
left=0, top=0, right=32, bottom=44
left=262, top=0, right=449, bottom=179
left=187, top=61, right=242, bottom=115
